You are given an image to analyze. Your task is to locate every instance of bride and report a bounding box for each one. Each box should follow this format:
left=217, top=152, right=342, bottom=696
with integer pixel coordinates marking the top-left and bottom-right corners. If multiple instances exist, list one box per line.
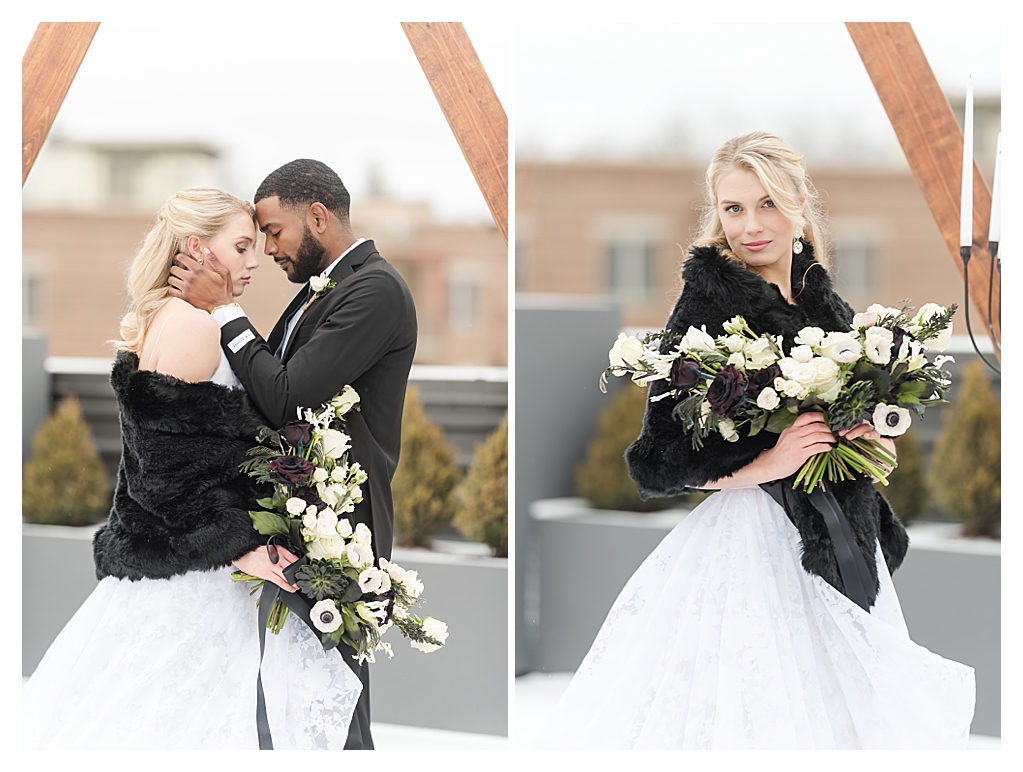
left=22, top=188, right=362, bottom=749
left=536, top=132, right=976, bottom=749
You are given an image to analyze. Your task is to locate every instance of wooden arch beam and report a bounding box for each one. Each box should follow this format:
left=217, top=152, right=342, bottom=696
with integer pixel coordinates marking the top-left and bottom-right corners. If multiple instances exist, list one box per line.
left=22, top=22, right=100, bottom=186
left=846, top=22, right=999, bottom=356
left=403, top=22, right=509, bottom=244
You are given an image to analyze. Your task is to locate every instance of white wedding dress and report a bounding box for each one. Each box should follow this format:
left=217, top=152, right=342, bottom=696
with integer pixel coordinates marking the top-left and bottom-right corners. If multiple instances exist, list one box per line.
left=535, top=486, right=976, bottom=750
left=22, top=353, right=363, bottom=750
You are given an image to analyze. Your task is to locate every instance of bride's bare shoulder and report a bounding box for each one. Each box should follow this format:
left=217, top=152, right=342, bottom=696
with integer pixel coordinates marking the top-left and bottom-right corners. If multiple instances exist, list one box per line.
left=146, top=298, right=221, bottom=382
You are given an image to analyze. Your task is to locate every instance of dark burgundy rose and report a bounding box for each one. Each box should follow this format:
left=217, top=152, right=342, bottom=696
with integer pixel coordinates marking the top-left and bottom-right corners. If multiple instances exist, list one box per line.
left=670, top=358, right=701, bottom=391
left=707, top=364, right=748, bottom=417
left=745, top=363, right=783, bottom=400
left=280, top=420, right=314, bottom=447
left=268, top=455, right=314, bottom=485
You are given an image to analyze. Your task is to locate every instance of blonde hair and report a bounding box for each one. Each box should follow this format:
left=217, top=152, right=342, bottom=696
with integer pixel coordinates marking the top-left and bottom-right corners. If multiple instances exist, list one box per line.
left=114, top=187, right=255, bottom=353
left=693, top=131, right=831, bottom=272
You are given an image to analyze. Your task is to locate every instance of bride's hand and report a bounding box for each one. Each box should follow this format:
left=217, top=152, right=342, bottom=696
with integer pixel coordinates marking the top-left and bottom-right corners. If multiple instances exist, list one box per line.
left=761, top=411, right=837, bottom=480
left=838, top=420, right=897, bottom=478
left=168, top=247, right=234, bottom=312
left=233, top=545, right=300, bottom=592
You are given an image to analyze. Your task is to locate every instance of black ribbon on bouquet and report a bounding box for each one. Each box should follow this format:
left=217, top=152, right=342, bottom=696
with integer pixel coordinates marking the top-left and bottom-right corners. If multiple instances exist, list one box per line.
left=759, top=480, right=873, bottom=613
left=254, top=535, right=341, bottom=751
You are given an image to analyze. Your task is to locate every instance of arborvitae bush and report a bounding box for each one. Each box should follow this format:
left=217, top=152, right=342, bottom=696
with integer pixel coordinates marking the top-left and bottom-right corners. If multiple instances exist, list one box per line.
left=929, top=362, right=1001, bottom=537
left=454, top=415, right=508, bottom=557
left=391, top=386, right=461, bottom=547
left=22, top=395, right=109, bottom=525
left=876, top=424, right=928, bottom=524
left=576, top=383, right=674, bottom=511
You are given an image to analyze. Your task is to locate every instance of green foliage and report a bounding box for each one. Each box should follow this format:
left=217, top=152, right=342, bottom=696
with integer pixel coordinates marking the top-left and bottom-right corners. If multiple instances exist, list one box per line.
left=454, top=415, right=508, bottom=557
left=576, top=384, right=682, bottom=511
left=22, top=395, right=110, bottom=526
left=875, top=424, right=928, bottom=524
left=392, top=387, right=461, bottom=547
left=929, top=362, right=1001, bottom=537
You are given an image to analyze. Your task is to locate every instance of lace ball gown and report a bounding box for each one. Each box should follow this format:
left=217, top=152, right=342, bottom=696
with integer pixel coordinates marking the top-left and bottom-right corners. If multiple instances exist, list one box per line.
left=22, top=353, right=363, bottom=749
left=535, top=486, right=976, bottom=750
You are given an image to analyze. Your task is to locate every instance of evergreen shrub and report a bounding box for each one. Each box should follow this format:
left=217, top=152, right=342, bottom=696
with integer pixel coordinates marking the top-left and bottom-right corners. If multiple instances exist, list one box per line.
left=454, top=415, right=508, bottom=557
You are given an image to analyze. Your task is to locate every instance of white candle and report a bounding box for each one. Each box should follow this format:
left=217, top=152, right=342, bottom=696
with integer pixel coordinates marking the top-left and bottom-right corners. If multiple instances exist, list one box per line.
left=960, top=78, right=974, bottom=248
left=989, top=131, right=1001, bottom=243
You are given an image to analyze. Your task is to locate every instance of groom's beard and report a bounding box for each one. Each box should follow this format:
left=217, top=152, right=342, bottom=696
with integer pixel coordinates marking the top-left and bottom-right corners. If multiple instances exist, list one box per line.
left=288, top=224, right=330, bottom=284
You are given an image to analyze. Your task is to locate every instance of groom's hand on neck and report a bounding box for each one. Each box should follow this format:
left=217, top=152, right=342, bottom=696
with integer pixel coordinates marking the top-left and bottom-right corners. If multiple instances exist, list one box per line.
left=168, top=248, right=235, bottom=313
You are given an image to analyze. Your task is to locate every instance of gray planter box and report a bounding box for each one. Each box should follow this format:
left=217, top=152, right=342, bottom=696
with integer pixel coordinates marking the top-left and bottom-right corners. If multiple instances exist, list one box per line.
left=22, top=524, right=507, bottom=737
left=530, top=497, right=999, bottom=737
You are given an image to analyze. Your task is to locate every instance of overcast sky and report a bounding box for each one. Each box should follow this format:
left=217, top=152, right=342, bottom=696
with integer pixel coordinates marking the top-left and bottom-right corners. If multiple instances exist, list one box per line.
left=20, top=21, right=509, bottom=224
left=516, top=22, right=1000, bottom=170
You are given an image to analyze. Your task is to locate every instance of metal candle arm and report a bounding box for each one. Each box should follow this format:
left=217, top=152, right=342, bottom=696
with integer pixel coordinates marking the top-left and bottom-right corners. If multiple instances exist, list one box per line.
left=961, top=245, right=1000, bottom=375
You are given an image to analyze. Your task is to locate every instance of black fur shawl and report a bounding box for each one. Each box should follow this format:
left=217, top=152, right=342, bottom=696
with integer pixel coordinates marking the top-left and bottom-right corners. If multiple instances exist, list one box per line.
left=625, top=241, right=908, bottom=605
left=93, top=351, right=271, bottom=581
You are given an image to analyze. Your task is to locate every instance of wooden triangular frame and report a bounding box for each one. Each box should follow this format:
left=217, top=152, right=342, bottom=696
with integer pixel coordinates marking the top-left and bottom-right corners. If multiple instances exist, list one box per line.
left=22, top=22, right=508, bottom=244
left=847, top=22, right=999, bottom=358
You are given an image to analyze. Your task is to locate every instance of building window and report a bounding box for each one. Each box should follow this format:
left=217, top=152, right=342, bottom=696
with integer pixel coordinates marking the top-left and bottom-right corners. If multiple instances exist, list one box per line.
left=832, top=234, right=876, bottom=307
left=605, top=239, right=656, bottom=301
left=449, top=276, right=477, bottom=331
left=23, top=273, right=44, bottom=327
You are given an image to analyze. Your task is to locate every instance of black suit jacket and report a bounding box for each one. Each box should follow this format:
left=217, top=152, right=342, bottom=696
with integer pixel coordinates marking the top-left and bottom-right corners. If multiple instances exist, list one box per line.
left=220, top=239, right=417, bottom=561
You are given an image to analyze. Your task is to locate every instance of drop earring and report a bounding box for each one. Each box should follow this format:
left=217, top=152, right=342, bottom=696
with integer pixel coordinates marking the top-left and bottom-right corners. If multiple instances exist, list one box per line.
left=792, top=236, right=804, bottom=255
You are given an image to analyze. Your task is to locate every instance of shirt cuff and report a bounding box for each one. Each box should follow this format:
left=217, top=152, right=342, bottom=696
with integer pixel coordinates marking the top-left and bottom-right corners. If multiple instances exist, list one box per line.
left=212, top=305, right=247, bottom=327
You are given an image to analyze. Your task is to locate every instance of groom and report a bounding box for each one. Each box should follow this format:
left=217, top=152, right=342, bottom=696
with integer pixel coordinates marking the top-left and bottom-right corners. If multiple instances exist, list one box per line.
left=169, top=158, right=418, bottom=749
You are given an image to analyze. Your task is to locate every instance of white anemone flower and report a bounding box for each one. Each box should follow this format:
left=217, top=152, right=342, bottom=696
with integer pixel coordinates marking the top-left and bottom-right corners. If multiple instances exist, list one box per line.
left=872, top=403, right=912, bottom=437
left=311, top=599, right=343, bottom=633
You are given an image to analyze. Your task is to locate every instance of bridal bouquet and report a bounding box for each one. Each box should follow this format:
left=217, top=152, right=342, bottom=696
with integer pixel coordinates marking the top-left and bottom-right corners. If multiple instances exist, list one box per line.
left=233, top=387, right=448, bottom=664
left=604, top=302, right=957, bottom=492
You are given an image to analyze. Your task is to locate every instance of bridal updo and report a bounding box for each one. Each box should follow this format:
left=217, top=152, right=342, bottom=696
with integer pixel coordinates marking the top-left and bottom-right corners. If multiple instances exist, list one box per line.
left=693, top=131, right=832, bottom=272
left=115, top=187, right=256, bottom=353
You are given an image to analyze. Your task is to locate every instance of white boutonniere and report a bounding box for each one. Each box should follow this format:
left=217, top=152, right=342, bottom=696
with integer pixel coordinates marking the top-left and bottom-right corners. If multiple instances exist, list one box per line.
left=303, top=272, right=337, bottom=310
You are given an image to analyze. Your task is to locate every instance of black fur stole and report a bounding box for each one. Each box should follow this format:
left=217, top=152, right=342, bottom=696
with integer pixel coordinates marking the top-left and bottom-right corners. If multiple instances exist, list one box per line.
left=93, top=351, right=272, bottom=581
left=625, top=242, right=908, bottom=606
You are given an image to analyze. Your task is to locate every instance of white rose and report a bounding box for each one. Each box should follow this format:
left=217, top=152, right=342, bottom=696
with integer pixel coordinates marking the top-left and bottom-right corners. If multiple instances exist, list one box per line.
left=810, top=356, right=840, bottom=384
left=727, top=352, right=746, bottom=369
left=717, top=418, right=739, bottom=442
left=285, top=497, right=307, bottom=516
left=320, top=429, right=351, bottom=459
left=311, top=467, right=329, bottom=484
left=330, top=465, right=348, bottom=483
left=815, top=379, right=842, bottom=403
left=350, top=485, right=363, bottom=501
left=866, top=303, right=900, bottom=320
left=912, top=303, right=952, bottom=351
left=681, top=325, right=716, bottom=353
left=331, top=385, right=361, bottom=416
left=775, top=377, right=809, bottom=400
left=790, top=345, right=814, bottom=363
left=794, top=327, right=825, bottom=347
left=314, top=508, right=339, bottom=539
left=310, top=599, right=343, bottom=633
left=756, top=387, right=780, bottom=410
left=336, top=518, right=353, bottom=538
left=411, top=617, right=449, bottom=653
left=722, top=316, right=746, bottom=335
left=788, top=362, right=818, bottom=386
left=309, top=274, right=329, bottom=293
left=302, top=511, right=318, bottom=530
left=864, top=327, right=894, bottom=365
left=872, top=403, right=912, bottom=437
left=306, top=535, right=347, bottom=560
left=354, top=522, right=373, bottom=547
left=852, top=311, right=878, bottom=330
left=609, top=333, right=646, bottom=369
left=724, top=334, right=745, bottom=353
